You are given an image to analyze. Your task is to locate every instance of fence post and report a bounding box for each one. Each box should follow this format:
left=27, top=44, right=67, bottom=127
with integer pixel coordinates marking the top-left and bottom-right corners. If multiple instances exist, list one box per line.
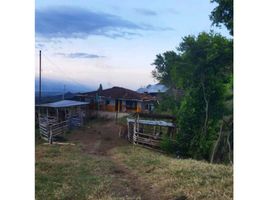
left=49, top=127, right=53, bottom=144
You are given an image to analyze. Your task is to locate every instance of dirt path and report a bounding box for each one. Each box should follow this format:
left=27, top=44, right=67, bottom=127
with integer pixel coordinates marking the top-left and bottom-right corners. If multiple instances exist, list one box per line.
left=67, top=119, right=160, bottom=200
left=68, top=119, right=129, bottom=154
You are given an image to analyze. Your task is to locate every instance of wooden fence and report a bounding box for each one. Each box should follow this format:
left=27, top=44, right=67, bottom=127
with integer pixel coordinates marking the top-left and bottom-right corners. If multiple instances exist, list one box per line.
left=133, top=132, right=163, bottom=151
left=39, top=116, right=68, bottom=143
left=127, top=117, right=176, bottom=151
left=68, top=114, right=83, bottom=128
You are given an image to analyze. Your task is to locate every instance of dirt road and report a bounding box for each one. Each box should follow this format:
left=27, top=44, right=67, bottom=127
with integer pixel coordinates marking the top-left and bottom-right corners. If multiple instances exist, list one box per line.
left=67, top=119, right=160, bottom=200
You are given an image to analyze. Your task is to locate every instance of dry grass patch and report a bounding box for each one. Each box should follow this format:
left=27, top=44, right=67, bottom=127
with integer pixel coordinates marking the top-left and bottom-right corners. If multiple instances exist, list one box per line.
left=111, top=146, right=233, bottom=200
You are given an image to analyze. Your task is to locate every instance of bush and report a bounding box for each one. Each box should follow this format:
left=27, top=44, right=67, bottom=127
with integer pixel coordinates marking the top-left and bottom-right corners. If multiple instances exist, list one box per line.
left=160, top=135, right=179, bottom=154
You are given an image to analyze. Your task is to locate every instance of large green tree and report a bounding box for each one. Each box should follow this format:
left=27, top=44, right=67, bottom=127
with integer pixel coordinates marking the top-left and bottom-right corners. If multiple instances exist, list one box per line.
left=153, top=32, right=233, bottom=161
left=210, top=0, right=233, bottom=35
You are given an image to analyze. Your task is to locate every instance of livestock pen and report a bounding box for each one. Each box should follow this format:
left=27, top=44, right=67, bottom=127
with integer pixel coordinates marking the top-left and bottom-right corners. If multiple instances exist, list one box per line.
left=36, top=100, right=89, bottom=143
left=127, top=113, right=177, bottom=151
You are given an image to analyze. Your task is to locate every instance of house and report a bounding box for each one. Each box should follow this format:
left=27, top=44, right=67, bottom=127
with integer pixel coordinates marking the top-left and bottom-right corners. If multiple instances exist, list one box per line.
left=74, top=86, right=156, bottom=113
left=137, top=83, right=184, bottom=100
left=137, top=83, right=168, bottom=96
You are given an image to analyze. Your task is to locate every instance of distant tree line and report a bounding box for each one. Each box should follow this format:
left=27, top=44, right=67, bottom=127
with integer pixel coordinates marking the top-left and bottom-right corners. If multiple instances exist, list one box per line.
left=153, top=0, right=233, bottom=164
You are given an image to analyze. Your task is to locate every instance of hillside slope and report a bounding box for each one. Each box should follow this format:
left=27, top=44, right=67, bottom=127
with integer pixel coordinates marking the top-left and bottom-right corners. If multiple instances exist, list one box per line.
left=36, top=119, right=232, bottom=200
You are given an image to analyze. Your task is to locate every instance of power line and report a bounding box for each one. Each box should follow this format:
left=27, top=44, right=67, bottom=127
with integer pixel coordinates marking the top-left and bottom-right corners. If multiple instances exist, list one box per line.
left=42, top=54, right=90, bottom=91
left=43, top=54, right=86, bottom=88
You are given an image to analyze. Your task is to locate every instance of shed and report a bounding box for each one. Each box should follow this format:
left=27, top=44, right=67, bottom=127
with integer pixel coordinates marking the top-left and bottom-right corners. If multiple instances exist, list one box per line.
left=36, top=100, right=89, bottom=143
left=127, top=113, right=177, bottom=151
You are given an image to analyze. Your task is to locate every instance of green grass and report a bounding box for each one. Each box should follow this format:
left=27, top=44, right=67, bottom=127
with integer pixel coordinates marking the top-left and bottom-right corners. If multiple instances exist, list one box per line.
left=35, top=128, right=43, bottom=145
left=111, top=146, right=233, bottom=200
left=36, top=135, right=233, bottom=200
left=36, top=144, right=124, bottom=200
left=116, top=115, right=128, bottom=126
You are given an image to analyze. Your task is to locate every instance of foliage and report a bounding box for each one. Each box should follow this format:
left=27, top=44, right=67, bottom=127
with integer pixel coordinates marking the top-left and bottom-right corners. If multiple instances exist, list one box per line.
left=210, top=0, right=233, bottom=35
left=160, top=134, right=179, bottom=154
left=152, top=32, right=233, bottom=161
left=154, top=90, right=180, bottom=115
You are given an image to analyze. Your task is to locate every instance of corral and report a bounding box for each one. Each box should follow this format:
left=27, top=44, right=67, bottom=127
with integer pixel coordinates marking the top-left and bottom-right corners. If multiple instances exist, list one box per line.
left=36, top=100, right=89, bottom=143
left=127, top=113, right=177, bottom=151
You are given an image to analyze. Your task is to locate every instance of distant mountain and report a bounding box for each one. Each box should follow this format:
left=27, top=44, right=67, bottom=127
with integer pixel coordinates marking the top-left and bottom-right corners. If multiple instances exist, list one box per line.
left=35, top=78, right=94, bottom=94
left=35, top=78, right=94, bottom=104
left=35, top=91, right=77, bottom=104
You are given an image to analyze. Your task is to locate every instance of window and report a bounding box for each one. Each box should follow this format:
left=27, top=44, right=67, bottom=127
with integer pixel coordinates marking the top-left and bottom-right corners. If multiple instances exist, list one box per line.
left=106, top=100, right=110, bottom=105
left=126, top=101, right=137, bottom=109
left=145, top=103, right=154, bottom=111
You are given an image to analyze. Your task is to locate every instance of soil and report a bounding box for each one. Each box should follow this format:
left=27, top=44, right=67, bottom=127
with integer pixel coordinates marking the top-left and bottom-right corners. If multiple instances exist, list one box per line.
left=67, top=119, right=161, bottom=200
left=67, top=119, right=129, bottom=155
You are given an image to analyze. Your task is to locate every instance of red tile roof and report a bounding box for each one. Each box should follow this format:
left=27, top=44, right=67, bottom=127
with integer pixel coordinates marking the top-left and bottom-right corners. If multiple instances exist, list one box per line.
left=82, top=86, right=156, bottom=101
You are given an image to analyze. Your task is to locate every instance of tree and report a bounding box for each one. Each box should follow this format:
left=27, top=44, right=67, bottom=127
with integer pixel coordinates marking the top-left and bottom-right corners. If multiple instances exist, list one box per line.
left=152, top=51, right=180, bottom=88
left=152, top=32, right=233, bottom=161
left=210, top=0, right=233, bottom=35
left=98, top=83, right=103, bottom=91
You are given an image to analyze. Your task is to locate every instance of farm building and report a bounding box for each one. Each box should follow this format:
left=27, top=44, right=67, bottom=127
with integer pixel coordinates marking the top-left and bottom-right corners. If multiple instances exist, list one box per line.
left=137, top=83, right=168, bottom=96
left=127, top=113, right=177, bottom=151
left=36, top=100, right=89, bottom=143
left=74, top=86, right=156, bottom=113
left=137, top=83, right=184, bottom=100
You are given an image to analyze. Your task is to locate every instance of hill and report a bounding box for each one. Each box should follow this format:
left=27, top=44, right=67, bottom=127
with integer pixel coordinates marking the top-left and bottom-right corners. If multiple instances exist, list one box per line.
left=35, top=119, right=233, bottom=200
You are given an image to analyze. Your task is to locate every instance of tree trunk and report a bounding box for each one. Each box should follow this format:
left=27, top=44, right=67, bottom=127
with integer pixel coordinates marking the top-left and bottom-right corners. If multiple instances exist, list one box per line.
left=226, top=130, right=232, bottom=165
left=201, top=82, right=209, bottom=135
left=210, top=120, right=224, bottom=163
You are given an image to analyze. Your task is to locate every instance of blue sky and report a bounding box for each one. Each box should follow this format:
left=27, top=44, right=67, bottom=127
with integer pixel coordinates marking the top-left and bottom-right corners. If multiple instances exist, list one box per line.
left=35, top=0, right=230, bottom=91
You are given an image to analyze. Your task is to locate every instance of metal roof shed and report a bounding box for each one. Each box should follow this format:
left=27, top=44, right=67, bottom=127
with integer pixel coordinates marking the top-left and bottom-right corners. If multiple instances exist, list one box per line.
left=37, top=100, right=89, bottom=108
left=36, top=100, right=90, bottom=143
left=127, top=114, right=177, bottom=151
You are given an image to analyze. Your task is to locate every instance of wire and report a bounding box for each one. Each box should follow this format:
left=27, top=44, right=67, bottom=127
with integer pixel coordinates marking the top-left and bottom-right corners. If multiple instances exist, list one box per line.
left=42, top=54, right=90, bottom=91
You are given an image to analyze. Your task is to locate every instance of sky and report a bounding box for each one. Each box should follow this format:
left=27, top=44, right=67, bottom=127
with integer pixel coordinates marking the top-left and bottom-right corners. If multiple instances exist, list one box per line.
left=35, top=0, right=230, bottom=92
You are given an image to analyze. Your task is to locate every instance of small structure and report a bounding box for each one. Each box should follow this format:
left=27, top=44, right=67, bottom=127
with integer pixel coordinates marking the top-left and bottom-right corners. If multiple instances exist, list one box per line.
left=36, top=100, right=89, bottom=143
left=127, top=113, right=177, bottom=151
left=74, top=86, right=156, bottom=113
left=137, top=83, right=168, bottom=96
left=137, top=83, right=184, bottom=100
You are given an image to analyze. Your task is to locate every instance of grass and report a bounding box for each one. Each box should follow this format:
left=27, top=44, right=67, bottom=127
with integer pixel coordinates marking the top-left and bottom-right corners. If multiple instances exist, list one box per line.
left=36, top=125, right=233, bottom=200
left=116, top=115, right=129, bottom=126
left=111, top=146, right=233, bottom=200
left=35, top=144, right=136, bottom=200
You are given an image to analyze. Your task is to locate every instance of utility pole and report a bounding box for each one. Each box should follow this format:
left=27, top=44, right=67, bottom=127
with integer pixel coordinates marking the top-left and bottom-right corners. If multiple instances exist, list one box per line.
left=39, top=50, right=42, bottom=104
left=63, top=84, right=66, bottom=100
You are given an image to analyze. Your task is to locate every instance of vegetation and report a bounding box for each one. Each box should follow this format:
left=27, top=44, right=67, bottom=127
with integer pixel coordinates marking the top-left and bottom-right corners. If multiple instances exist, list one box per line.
left=210, top=0, right=233, bottom=35
left=36, top=142, right=233, bottom=200
left=160, top=134, right=179, bottom=154
left=152, top=0, right=233, bottom=163
left=152, top=32, right=233, bottom=162
left=112, top=146, right=233, bottom=200
left=36, top=145, right=114, bottom=200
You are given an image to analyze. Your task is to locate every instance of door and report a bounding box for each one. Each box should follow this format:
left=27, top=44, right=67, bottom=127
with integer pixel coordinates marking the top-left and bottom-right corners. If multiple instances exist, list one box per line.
left=115, top=99, right=122, bottom=112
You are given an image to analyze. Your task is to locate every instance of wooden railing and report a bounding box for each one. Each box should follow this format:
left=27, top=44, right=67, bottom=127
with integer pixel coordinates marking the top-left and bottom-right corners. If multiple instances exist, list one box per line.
left=39, top=119, right=68, bottom=143
left=127, top=116, right=177, bottom=152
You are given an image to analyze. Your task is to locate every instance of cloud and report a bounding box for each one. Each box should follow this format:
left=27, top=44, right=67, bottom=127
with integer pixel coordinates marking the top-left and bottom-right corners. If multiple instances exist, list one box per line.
left=134, top=8, right=157, bottom=16
left=166, top=8, right=180, bottom=15
left=35, top=43, right=45, bottom=49
left=55, top=52, right=105, bottom=59
left=35, top=6, right=172, bottom=39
